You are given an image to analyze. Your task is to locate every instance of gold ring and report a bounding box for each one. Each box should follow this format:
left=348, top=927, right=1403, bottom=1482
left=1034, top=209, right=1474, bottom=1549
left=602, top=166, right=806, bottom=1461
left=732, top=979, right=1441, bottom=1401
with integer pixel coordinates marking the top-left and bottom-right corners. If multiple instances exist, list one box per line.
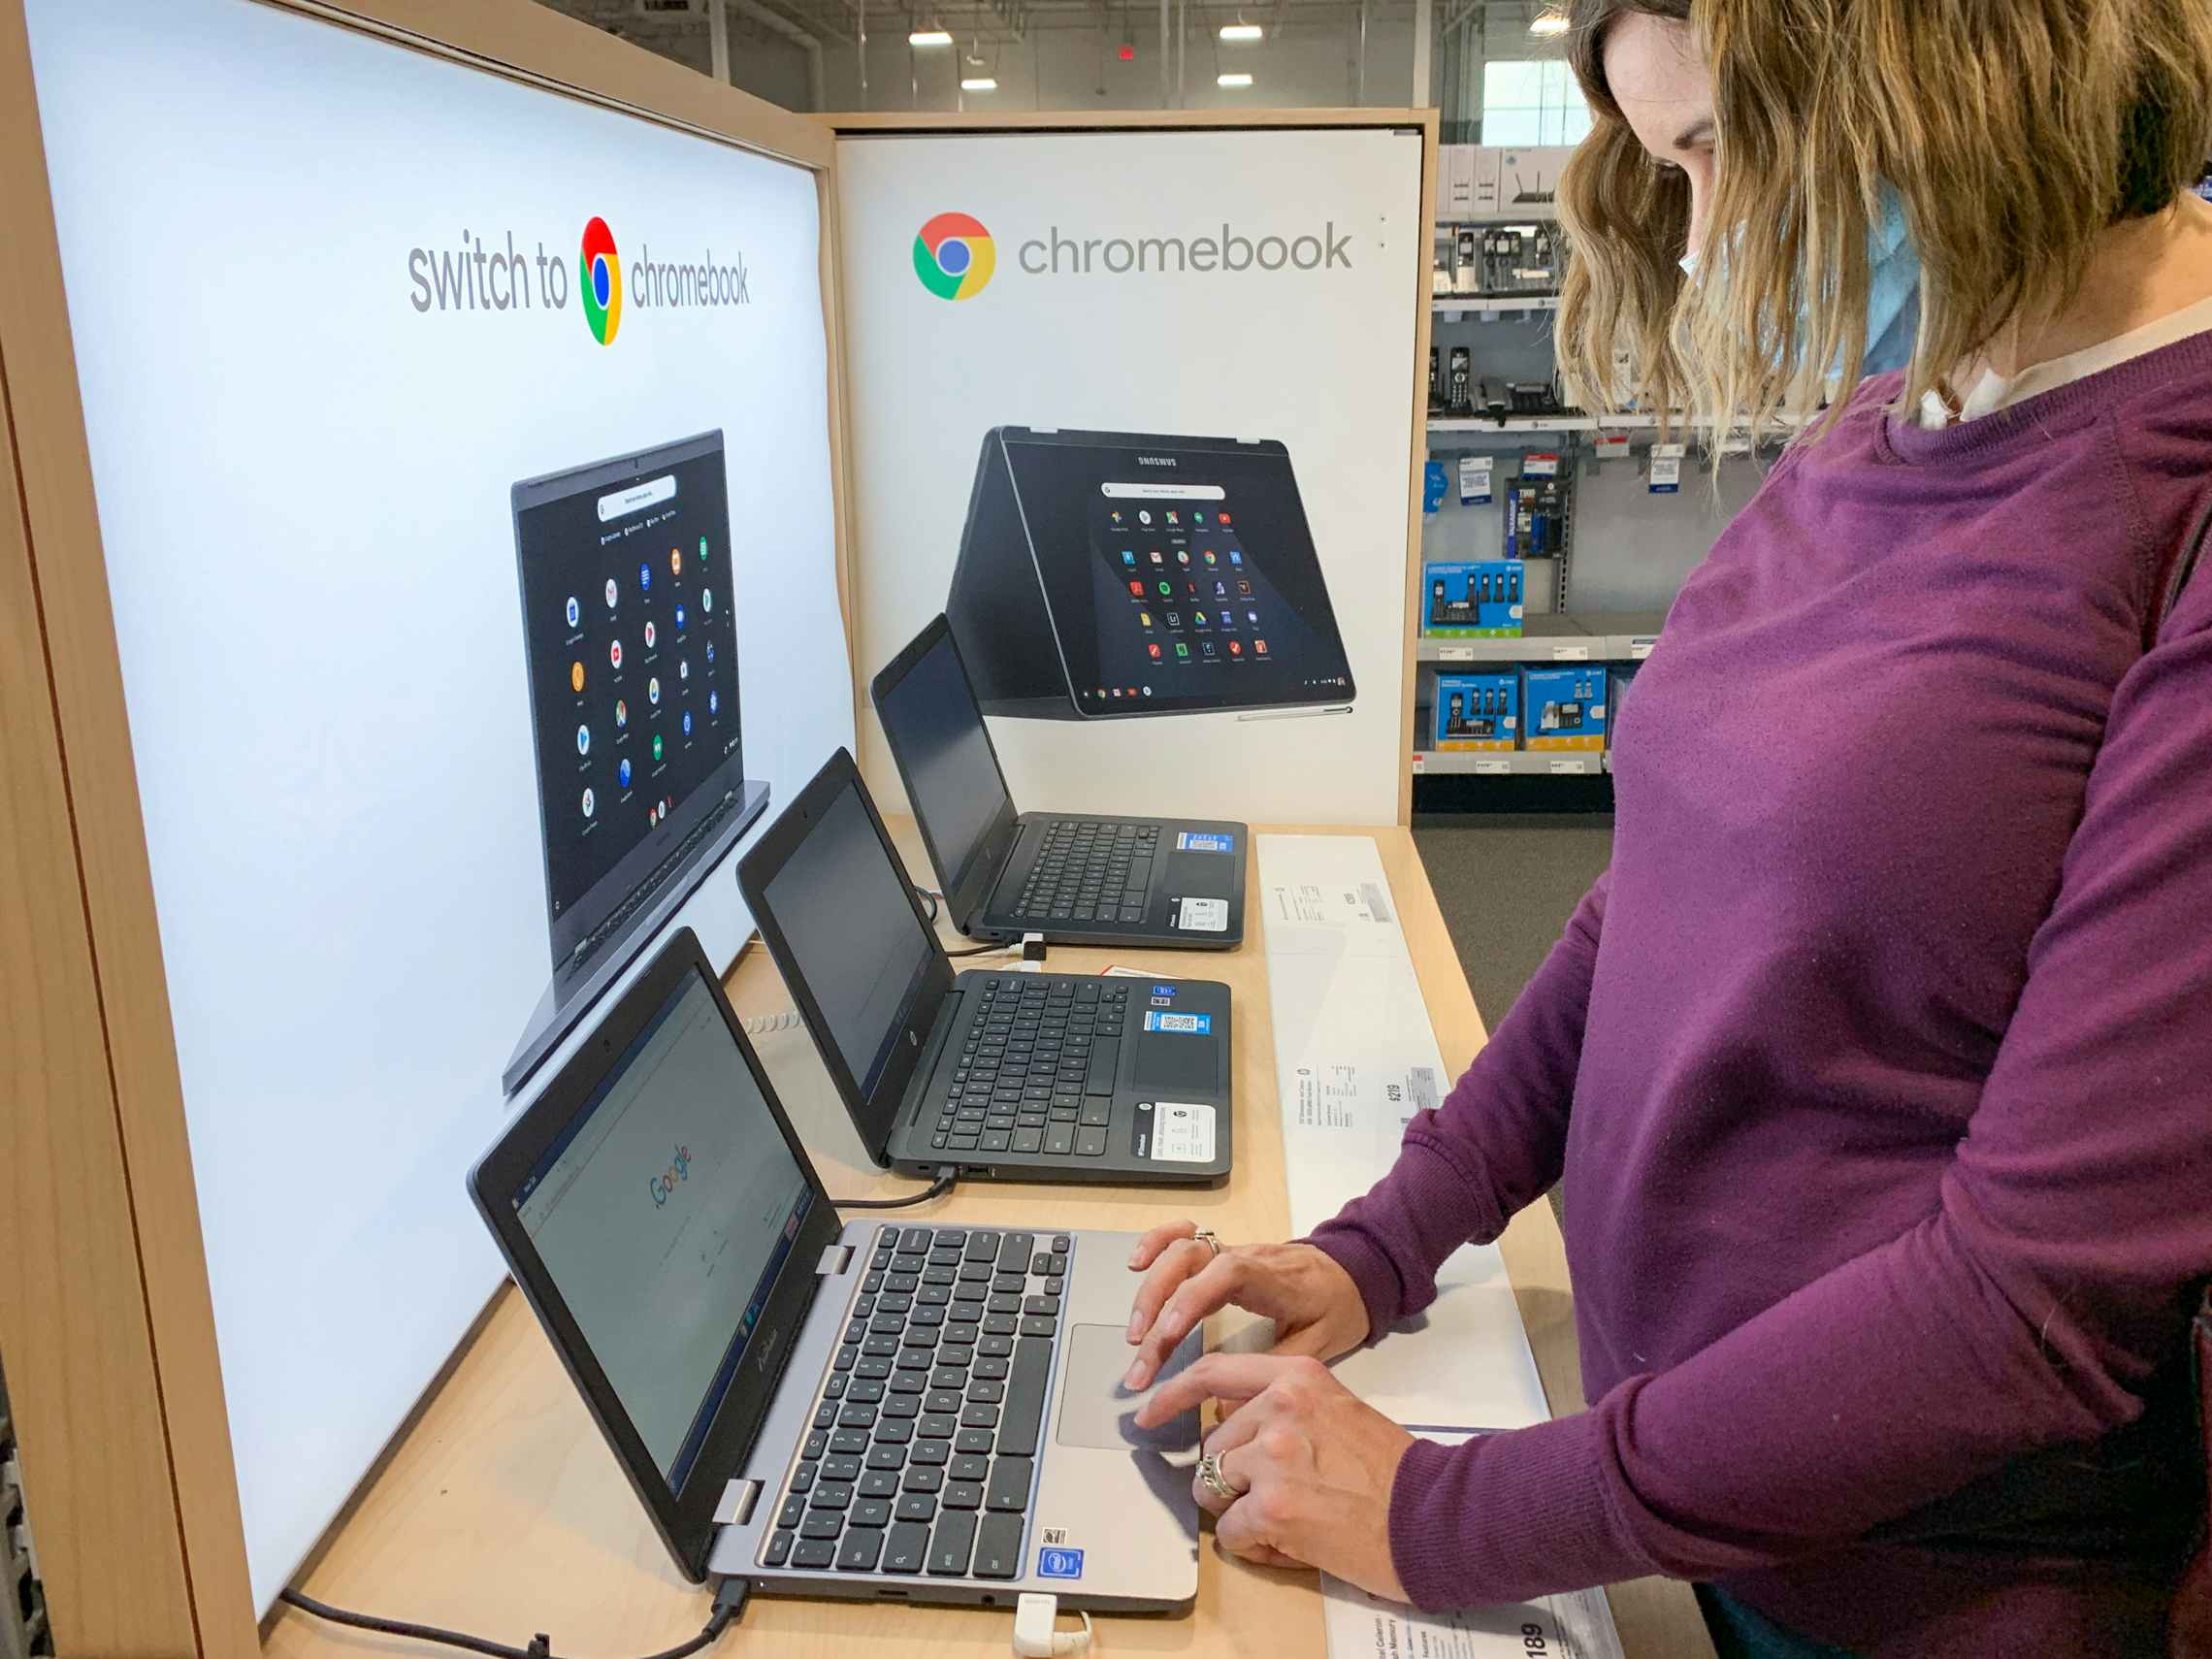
left=1192, top=1228, right=1223, bottom=1258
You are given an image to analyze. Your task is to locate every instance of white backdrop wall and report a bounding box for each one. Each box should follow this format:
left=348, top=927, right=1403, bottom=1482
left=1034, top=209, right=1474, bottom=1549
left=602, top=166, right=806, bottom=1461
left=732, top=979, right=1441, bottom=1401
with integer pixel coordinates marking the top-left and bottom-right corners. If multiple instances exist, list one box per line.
left=837, top=127, right=1424, bottom=825
left=24, top=0, right=849, bottom=1609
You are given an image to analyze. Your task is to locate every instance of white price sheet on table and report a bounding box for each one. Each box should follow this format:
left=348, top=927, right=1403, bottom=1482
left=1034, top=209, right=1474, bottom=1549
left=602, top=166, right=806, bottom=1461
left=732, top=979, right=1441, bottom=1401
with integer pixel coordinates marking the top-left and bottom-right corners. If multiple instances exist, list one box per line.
left=1321, top=1437, right=1623, bottom=1659
left=1257, top=836, right=1623, bottom=1659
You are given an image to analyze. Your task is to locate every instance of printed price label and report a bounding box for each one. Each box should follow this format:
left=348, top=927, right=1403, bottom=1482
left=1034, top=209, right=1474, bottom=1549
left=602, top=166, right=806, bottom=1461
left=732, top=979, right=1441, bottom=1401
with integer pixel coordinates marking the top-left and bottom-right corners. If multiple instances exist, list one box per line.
left=1521, top=452, right=1561, bottom=478
left=1438, top=645, right=1476, bottom=663
left=1475, top=760, right=1512, bottom=775
left=1649, top=455, right=1682, bottom=495
left=1458, top=454, right=1494, bottom=505
left=1551, top=645, right=1592, bottom=662
left=1549, top=758, right=1587, bottom=775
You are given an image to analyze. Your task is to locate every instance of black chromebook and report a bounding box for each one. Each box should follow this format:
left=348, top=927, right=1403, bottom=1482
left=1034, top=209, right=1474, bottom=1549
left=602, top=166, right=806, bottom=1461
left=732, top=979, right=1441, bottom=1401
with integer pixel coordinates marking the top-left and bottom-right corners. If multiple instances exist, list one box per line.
left=468, top=929, right=1202, bottom=1607
left=736, top=749, right=1233, bottom=1187
left=872, top=616, right=1248, bottom=951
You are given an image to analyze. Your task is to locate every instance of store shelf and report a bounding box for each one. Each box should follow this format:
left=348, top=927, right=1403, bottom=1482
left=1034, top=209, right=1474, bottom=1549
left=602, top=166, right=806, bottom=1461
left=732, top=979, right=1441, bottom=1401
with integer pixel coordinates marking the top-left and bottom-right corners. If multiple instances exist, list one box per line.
left=1416, top=612, right=1664, bottom=664
left=1413, top=750, right=1607, bottom=776
left=1431, top=293, right=1560, bottom=313
left=1429, top=413, right=1599, bottom=434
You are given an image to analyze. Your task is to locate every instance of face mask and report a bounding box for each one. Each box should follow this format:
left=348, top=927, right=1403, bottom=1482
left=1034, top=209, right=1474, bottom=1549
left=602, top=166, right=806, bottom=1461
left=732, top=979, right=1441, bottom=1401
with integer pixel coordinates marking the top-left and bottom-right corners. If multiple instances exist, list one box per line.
left=1680, top=183, right=1922, bottom=375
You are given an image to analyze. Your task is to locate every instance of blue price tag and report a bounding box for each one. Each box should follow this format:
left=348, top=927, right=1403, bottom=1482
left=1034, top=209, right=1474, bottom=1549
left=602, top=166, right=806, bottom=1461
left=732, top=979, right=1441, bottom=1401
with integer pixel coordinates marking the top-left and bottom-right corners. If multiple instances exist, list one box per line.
left=1038, top=1546, right=1085, bottom=1579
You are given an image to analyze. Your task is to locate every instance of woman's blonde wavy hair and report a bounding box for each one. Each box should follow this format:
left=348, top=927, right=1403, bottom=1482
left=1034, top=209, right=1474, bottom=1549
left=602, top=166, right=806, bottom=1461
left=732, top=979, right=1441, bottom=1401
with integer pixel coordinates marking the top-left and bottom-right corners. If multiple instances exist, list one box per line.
left=1553, top=0, right=2212, bottom=440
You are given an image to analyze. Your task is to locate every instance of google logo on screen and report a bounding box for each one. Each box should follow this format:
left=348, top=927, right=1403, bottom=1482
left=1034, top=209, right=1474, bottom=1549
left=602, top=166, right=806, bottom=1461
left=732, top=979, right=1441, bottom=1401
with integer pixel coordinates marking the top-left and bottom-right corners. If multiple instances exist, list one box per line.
left=913, top=212, right=994, bottom=301
left=580, top=216, right=623, bottom=344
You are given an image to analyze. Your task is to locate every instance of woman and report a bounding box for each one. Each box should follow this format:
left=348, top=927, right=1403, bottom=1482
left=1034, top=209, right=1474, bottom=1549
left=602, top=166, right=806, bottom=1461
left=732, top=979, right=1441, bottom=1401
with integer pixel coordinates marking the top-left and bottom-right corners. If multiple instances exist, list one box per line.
left=1120, top=3, right=2212, bottom=1654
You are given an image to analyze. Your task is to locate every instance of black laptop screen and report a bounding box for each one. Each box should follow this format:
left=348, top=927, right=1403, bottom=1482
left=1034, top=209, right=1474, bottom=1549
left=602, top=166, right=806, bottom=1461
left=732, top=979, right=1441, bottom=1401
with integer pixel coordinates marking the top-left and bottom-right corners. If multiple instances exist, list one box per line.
left=874, top=629, right=1013, bottom=895
left=998, top=434, right=1355, bottom=717
left=511, top=967, right=812, bottom=1487
left=760, top=780, right=938, bottom=1104
left=513, top=435, right=745, bottom=945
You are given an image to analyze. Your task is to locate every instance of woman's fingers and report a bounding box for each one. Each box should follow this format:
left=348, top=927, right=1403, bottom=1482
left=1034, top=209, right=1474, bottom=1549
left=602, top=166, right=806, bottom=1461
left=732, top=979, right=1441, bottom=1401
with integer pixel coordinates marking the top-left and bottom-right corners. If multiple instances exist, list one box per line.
left=1126, top=1220, right=1198, bottom=1271
left=1123, top=1236, right=1214, bottom=1349
left=1124, top=1251, right=1250, bottom=1389
left=1134, top=1351, right=1307, bottom=1427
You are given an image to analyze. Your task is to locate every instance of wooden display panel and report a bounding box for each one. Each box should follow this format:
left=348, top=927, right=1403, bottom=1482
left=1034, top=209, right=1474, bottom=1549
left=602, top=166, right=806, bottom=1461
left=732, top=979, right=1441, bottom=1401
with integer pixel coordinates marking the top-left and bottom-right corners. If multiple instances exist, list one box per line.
left=0, top=2, right=855, bottom=1651
left=829, top=108, right=1438, bottom=828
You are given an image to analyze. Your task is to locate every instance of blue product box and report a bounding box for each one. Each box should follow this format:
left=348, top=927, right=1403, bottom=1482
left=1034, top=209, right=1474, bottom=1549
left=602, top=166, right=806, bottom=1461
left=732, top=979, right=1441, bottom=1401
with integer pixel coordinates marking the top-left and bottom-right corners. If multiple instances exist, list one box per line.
left=1422, top=560, right=1525, bottom=638
left=1433, top=672, right=1518, bottom=751
left=1522, top=666, right=1608, bottom=751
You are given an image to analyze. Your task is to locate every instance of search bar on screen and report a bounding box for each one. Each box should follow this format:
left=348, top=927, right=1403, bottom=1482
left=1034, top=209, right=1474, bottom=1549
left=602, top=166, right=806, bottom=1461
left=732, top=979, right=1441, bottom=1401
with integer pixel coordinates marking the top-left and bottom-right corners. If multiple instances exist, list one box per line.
left=598, top=475, right=678, bottom=521
left=1100, top=481, right=1229, bottom=503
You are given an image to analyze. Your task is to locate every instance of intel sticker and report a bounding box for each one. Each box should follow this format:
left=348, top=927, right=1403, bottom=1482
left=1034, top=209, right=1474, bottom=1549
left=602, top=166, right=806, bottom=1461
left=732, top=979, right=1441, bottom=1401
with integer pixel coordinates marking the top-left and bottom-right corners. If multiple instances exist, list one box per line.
left=1176, top=830, right=1235, bottom=853
left=1037, top=1546, right=1085, bottom=1579
left=1144, top=1010, right=1212, bottom=1035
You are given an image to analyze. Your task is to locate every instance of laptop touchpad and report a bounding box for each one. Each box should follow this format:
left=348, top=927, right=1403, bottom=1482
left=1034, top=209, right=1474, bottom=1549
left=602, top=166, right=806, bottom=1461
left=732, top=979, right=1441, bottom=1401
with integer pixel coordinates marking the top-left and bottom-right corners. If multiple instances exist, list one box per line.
left=1056, top=1323, right=1202, bottom=1451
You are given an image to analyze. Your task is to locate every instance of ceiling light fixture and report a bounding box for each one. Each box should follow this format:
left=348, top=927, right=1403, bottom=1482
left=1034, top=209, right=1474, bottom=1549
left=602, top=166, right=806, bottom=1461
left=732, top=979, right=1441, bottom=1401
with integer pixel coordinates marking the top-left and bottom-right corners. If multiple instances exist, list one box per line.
left=1217, top=71, right=1253, bottom=86
left=908, top=27, right=953, bottom=45
left=1529, top=9, right=1569, bottom=35
left=1219, top=21, right=1262, bottom=41
left=960, top=75, right=999, bottom=90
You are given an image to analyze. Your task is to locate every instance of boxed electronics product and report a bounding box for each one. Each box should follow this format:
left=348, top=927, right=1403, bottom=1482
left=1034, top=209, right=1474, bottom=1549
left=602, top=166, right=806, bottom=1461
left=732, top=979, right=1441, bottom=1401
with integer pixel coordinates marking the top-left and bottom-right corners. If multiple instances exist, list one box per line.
left=1423, top=560, right=1525, bottom=637
left=1433, top=672, right=1517, bottom=751
left=1505, top=467, right=1571, bottom=560
left=1522, top=666, right=1609, bottom=751
left=1495, top=146, right=1577, bottom=217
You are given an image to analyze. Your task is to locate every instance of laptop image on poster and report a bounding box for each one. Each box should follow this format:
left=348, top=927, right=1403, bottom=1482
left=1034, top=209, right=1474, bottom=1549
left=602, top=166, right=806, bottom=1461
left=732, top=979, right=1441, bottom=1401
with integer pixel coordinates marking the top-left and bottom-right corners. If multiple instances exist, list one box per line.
left=737, top=750, right=1234, bottom=1186
left=945, top=426, right=1356, bottom=721
left=469, top=928, right=1203, bottom=1606
left=872, top=615, right=1247, bottom=949
left=503, top=430, right=770, bottom=1095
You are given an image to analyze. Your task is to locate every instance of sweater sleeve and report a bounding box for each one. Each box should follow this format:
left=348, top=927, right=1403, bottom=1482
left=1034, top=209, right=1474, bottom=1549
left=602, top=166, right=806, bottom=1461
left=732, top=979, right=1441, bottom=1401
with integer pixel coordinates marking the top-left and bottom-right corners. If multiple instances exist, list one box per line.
left=1383, top=583, right=2212, bottom=1610
left=1306, top=870, right=1609, bottom=1338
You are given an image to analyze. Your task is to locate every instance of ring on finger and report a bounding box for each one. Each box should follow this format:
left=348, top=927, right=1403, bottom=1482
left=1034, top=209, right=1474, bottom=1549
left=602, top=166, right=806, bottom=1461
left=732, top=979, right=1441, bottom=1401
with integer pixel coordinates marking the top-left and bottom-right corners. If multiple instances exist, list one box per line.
left=1191, top=1228, right=1223, bottom=1259
left=1196, top=1451, right=1238, bottom=1500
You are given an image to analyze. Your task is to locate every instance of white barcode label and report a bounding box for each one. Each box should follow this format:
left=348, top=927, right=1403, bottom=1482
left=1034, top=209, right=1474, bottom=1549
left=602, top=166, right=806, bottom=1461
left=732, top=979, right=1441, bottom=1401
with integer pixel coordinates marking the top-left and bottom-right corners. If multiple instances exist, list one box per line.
left=1550, top=758, right=1586, bottom=775
left=1552, top=645, right=1591, bottom=661
left=1475, top=760, right=1511, bottom=775
left=1439, top=645, right=1475, bottom=663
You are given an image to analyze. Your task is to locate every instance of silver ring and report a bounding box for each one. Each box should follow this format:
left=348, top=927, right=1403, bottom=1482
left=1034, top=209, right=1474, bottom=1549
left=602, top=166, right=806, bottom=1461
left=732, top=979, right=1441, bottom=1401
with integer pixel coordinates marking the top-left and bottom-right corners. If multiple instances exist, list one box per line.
left=1192, top=1229, right=1222, bottom=1259
left=1196, top=1451, right=1236, bottom=1500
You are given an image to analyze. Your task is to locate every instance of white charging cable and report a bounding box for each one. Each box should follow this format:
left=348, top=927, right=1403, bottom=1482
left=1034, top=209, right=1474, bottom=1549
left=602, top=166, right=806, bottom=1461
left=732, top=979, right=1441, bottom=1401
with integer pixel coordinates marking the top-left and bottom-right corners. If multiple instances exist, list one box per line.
left=1013, top=1593, right=1093, bottom=1657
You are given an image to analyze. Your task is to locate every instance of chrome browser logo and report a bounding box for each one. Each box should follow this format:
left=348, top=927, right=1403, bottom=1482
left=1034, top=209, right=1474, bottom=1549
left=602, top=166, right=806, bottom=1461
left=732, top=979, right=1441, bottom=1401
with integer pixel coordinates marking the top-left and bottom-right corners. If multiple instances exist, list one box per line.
left=913, top=211, right=994, bottom=301
left=580, top=216, right=623, bottom=344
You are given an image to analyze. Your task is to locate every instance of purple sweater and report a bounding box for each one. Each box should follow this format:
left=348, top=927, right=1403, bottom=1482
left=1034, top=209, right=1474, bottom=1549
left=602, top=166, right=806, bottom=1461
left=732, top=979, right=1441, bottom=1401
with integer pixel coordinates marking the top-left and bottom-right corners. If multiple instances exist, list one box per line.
left=1313, top=336, right=2212, bottom=1656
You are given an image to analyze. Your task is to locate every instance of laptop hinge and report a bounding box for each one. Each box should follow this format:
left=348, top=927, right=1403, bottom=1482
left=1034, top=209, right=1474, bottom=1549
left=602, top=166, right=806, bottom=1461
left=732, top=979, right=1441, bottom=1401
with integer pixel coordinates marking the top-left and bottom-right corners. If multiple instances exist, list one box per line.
left=816, top=1244, right=853, bottom=1277
left=715, top=1478, right=762, bottom=1528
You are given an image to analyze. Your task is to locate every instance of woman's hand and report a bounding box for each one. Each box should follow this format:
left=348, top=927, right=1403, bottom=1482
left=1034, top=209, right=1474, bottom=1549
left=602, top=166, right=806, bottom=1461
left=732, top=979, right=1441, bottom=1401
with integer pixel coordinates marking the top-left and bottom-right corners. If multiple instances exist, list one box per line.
left=1122, top=1220, right=1371, bottom=1389
left=1135, top=1352, right=1415, bottom=1601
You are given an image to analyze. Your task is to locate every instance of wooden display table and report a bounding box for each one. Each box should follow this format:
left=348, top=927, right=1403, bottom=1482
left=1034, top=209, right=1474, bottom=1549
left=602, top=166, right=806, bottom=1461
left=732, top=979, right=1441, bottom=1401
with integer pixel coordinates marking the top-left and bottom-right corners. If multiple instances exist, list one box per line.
left=264, top=823, right=1712, bottom=1659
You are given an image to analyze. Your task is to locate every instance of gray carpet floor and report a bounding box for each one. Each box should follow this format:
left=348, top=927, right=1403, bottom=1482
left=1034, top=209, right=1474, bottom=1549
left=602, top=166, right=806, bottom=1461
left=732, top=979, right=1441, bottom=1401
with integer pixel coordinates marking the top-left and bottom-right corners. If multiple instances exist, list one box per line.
left=1411, top=813, right=1615, bottom=1223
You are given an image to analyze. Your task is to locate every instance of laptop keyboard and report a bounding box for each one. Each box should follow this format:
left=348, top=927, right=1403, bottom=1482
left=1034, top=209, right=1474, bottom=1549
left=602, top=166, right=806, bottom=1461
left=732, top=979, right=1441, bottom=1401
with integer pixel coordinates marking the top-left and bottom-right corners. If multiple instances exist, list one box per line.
left=1012, top=820, right=1159, bottom=926
left=761, top=1225, right=1072, bottom=1578
left=565, top=791, right=735, bottom=974
left=932, top=977, right=1130, bottom=1159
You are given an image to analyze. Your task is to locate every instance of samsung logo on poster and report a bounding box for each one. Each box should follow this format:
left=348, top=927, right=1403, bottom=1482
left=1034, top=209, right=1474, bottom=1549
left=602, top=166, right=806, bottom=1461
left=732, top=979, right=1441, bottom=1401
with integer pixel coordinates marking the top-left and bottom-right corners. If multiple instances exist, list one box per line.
left=1136, top=456, right=1178, bottom=467
left=1015, top=223, right=1353, bottom=276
